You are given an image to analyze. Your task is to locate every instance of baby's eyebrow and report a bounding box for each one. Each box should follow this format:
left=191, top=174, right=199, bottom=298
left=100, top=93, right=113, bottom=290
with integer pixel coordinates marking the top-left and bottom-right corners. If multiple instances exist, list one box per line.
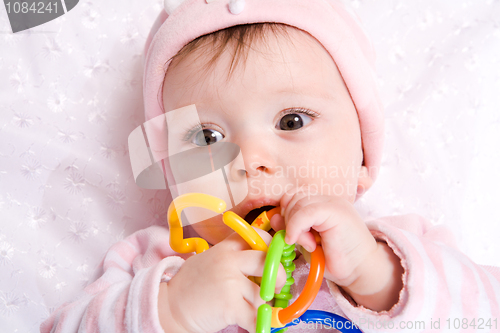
left=273, top=87, right=334, bottom=101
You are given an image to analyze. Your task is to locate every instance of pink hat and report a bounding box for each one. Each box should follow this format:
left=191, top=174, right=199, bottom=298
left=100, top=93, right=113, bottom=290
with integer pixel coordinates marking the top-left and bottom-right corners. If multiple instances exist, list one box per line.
left=143, top=0, right=384, bottom=182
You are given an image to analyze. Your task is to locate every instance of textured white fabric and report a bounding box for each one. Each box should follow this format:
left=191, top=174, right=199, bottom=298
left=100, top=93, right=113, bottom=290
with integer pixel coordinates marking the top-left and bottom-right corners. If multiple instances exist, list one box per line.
left=0, top=0, right=499, bottom=331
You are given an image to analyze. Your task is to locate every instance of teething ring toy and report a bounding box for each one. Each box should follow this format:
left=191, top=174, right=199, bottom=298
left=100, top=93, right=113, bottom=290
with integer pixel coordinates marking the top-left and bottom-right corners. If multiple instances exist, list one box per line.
left=254, top=229, right=325, bottom=333
left=167, top=193, right=361, bottom=333
left=167, top=193, right=226, bottom=254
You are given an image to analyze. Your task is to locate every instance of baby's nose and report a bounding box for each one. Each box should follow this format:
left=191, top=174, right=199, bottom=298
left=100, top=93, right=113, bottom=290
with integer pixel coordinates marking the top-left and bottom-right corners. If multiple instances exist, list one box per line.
left=243, top=164, right=271, bottom=177
left=241, top=152, right=278, bottom=177
left=231, top=132, right=279, bottom=177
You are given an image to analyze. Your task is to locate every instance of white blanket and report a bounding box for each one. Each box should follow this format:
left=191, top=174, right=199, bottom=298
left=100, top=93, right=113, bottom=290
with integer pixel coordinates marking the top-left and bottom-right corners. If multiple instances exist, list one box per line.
left=0, top=0, right=499, bottom=331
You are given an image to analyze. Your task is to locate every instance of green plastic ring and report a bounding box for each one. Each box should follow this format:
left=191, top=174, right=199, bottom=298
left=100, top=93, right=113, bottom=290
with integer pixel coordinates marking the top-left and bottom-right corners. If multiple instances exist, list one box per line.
left=260, top=230, right=286, bottom=302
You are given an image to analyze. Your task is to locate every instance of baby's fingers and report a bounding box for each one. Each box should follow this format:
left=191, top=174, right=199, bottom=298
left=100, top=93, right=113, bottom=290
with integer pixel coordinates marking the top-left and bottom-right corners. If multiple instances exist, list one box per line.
left=294, top=231, right=317, bottom=253
left=270, top=213, right=285, bottom=231
left=284, top=201, right=331, bottom=245
left=233, top=297, right=260, bottom=333
left=273, top=200, right=317, bottom=251
left=235, top=250, right=286, bottom=294
left=239, top=275, right=266, bottom=309
left=280, top=185, right=310, bottom=216
left=235, top=250, right=266, bottom=277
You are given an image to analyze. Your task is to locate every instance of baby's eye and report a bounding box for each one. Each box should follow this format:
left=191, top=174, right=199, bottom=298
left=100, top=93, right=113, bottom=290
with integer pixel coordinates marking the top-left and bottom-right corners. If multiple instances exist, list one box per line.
left=191, top=128, right=224, bottom=146
left=276, top=109, right=315, bottom=131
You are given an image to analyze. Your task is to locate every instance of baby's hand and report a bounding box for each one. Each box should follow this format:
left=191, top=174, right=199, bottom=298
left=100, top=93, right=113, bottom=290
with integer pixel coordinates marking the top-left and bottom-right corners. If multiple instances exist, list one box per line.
left=159, top=227, right=286, bottom=333
left=270, top=187, right=403, bottom=311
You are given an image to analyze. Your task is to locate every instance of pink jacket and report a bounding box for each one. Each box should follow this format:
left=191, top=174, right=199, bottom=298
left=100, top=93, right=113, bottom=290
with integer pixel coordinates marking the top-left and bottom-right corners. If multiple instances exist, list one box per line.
left=40, top=214, right=500, bottom=332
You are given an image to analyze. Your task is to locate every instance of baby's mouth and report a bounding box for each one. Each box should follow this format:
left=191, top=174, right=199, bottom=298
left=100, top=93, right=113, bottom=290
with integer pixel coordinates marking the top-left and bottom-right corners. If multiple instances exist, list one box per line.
left=243, top=205, right=276, bottom=224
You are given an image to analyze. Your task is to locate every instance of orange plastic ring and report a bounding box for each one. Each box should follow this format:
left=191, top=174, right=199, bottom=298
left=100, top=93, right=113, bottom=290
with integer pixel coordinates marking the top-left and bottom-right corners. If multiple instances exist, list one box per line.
left=278, top=235, right=325, bottom=324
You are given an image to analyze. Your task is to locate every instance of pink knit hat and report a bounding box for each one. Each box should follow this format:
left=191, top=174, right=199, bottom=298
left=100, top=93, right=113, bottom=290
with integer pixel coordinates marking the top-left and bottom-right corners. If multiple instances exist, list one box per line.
left=142, top=0, right=384, bottom=182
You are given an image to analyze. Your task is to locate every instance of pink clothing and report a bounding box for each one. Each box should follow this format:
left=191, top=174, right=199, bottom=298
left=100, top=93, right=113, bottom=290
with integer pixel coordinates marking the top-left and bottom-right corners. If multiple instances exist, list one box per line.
left=40, top=215, right=500, bottom=332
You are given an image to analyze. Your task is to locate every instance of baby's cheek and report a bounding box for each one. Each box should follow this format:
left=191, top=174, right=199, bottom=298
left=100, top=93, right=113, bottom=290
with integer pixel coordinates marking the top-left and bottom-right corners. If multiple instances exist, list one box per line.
left=300, top=176, right=358, bottom=201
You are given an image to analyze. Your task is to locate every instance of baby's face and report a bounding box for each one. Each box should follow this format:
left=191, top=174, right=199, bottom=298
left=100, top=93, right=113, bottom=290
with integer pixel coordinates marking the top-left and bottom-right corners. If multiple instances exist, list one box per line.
left=163, top=26, right=372, bottom=245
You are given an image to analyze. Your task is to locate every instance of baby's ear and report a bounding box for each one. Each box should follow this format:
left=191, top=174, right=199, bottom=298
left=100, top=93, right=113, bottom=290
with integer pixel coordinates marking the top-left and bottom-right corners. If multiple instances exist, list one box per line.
left=356, top=166, right=374, bottom=197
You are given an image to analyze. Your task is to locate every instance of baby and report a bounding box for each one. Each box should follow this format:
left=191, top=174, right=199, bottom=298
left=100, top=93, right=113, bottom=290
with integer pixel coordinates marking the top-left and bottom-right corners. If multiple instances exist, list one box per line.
left=41, top=0, right=500, bottom=332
